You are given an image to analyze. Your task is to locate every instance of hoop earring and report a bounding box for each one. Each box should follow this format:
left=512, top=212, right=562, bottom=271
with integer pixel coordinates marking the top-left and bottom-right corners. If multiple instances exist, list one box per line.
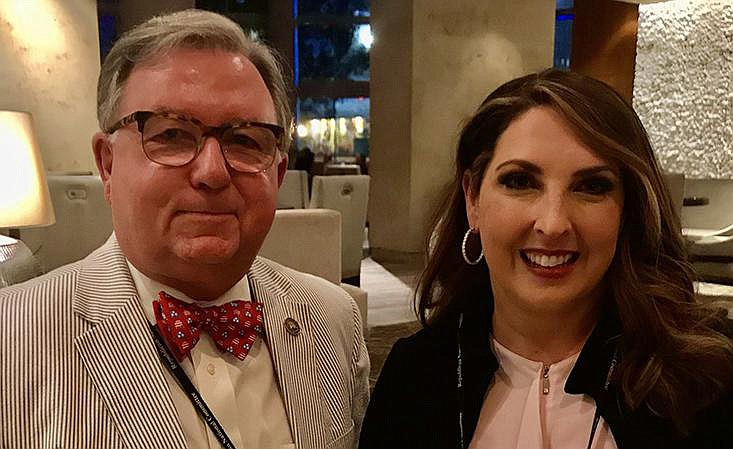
left=461, top=228, right=484, bottom=265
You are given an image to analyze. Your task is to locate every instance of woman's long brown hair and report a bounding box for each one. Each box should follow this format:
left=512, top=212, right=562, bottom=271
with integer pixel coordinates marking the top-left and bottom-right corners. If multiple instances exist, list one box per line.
left=416, top=69, right=733, bottom=433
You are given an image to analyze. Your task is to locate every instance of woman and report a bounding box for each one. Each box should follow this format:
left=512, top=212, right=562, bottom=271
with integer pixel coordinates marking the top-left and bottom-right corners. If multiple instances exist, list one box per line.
left=359, top=70, right=733, bottom=449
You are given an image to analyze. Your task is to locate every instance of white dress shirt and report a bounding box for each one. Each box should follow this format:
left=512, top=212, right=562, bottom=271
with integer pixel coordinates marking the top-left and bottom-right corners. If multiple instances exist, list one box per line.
left=468, top=338, right=618, bottom=449
left=128, top=262, right=295, bottom=449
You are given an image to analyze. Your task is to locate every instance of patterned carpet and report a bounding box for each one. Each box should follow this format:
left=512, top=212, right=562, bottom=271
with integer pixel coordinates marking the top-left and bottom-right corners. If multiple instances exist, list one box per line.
left=365, top=320, right=422, bottom=389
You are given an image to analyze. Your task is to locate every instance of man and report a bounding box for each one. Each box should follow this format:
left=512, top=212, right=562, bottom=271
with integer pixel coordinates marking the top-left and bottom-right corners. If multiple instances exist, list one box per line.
left=0, top=9, right=368, bottom=449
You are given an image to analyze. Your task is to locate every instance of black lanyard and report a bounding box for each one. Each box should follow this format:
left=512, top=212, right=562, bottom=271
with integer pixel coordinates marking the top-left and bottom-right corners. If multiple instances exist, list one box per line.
left=149, top=324, right=238, bottom=449
left=457, top=313, right=466, bottom=449
left=456, top=312, right=619, bottom=449
left=586, top=347, right=618, bottom=449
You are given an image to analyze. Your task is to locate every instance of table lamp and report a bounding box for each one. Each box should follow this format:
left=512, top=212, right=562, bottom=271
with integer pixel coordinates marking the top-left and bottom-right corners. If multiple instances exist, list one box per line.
left=0, top=110, right=55, bottom=287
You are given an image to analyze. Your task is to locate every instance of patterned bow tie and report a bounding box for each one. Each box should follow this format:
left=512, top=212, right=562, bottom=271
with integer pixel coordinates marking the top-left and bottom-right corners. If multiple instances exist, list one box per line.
left=153, top=291, right=264, bottom=362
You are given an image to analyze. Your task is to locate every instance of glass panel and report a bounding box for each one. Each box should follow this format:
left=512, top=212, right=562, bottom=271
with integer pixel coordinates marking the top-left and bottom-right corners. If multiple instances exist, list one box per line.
left=226, top=0, right=268, bottom=14
left=298, top=0, right=370, bottom=17
left=298, top=24, right=371, bottom=80
left=299, top=98, right=335, bottom=121
left=335, top=97, right=369, bottom=118
left=196, top=0, right=268, bottom=14
left=196, top=0, right=268, bottom=39
left=295, top=97, right=369, bottom=158
left=98, top=14, right=117, bottom=61
left=554, top=14, right=573, bottom=70
left=556, top=0, right=573, bottom=10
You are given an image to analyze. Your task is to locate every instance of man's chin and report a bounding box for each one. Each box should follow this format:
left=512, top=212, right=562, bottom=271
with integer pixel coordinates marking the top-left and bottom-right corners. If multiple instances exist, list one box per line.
left=172, top=235, right=241, bottom=264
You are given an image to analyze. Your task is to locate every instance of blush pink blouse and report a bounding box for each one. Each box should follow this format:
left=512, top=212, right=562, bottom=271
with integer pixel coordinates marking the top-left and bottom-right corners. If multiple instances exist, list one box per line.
left=468, top=339, right=618, bottom=449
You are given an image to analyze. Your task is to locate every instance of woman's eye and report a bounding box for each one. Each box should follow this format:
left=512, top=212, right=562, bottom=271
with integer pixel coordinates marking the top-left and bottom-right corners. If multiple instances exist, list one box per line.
left=498, top=172, right=537, bottom=190
left=576, top=177, right=614, bottom=195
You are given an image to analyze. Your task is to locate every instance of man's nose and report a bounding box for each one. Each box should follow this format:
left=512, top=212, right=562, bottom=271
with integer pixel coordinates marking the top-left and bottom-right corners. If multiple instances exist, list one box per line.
left=189, top=136, right=232, bottom=190
left=532, top=193, right=572, bottom=237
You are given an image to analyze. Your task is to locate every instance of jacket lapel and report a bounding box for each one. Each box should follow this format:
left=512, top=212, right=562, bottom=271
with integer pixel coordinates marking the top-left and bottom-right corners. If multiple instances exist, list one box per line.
left=72, top=236, right=187, bottom=449
left=248, top=258, right=329, bottom=449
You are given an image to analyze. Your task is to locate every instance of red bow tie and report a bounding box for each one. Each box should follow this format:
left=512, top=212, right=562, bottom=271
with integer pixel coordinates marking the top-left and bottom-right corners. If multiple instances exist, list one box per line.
left=153, top=291, right=264, bottom=362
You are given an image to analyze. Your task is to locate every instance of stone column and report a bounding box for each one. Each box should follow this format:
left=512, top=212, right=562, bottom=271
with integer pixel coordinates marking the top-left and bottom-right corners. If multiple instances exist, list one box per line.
left=369, top=0, right=555, bottom=261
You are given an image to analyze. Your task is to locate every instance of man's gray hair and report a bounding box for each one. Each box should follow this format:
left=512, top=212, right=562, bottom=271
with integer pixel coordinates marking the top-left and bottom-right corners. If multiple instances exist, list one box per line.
left=97, top=9, right=292, bottom=149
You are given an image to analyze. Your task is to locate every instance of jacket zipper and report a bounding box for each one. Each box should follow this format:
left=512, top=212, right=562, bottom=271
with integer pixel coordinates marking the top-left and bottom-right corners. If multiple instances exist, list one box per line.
left=542, top=363, right=550, bottom=394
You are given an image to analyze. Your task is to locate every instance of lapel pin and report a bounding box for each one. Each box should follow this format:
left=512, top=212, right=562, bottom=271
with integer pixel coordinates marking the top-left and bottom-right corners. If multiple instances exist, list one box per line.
left=284, top=317, right=300, bottom=336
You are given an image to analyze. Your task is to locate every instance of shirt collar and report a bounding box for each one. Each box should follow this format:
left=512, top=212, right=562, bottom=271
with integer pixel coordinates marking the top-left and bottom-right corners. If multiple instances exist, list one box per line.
left=454, top=291, right=621, bottom=401
left=564, top=305, right=622, bottom=397
left=126, top=260, right=252, bottom=325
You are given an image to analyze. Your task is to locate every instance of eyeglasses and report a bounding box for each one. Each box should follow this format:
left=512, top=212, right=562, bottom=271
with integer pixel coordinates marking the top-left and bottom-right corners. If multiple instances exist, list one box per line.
left=106, top=111, right=285, bottom=174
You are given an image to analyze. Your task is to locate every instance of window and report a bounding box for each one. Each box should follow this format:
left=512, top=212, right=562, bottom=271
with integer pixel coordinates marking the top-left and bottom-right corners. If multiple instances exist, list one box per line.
left=554, top=0, right=574, bottom=70
left=295, top=0, right=371, bottom=160
left=296, top=97, right=369, bottom=156
left=195, top=1, right=371, bottom=160
left=195, top=0, right=269, bottom=40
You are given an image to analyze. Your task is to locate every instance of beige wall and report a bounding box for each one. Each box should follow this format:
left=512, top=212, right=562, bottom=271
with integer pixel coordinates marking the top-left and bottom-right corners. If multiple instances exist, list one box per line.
left=0, top=0, right=100, bottom=173
left=370, top=0, right=556, bottom=257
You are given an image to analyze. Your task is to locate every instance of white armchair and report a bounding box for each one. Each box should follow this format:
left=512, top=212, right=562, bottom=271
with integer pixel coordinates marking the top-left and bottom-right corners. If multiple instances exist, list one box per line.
left=308, top=175, right=370, bottom=286
left=259, top=208, right=368, bottom=331
left=20, top=174, right=112, bottom=273
left=277, top=170, right=309, bottom=209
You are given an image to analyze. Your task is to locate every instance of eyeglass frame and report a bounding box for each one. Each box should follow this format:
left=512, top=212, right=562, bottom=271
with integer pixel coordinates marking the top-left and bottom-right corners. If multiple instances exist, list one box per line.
left=105, top=110, right=286, bottom=174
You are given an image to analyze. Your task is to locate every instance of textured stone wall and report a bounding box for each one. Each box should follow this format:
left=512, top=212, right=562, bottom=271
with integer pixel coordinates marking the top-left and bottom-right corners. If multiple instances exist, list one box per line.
left=633, top=0, right=733, bottom=179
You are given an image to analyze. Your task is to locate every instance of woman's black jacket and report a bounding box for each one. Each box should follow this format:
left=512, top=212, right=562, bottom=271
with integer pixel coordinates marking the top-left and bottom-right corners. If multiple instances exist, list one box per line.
left=359, top=297, right=732, bottom=449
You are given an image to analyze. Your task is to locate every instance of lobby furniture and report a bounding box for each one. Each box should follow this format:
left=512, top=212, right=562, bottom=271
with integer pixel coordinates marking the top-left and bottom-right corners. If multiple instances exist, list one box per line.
left=309, top=175, right=370, bottom=286
left=324, top=163, right=362, bottom=176
left=682, top=178, right=733, bottom=240
left=259, top=208, right=368, bottom=332
left=681, top=178, right=733, bottom=284
left=20, top=173, right=112, bottom=274
left=695, top=282, right=733, bottom=319
left=277, top=169, right=309, bottom=209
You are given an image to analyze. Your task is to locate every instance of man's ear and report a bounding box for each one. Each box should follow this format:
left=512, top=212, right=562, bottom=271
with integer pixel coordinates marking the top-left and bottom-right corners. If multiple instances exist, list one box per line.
left=275, top=152, right=289, bottom=188
left=462, top=170, right=479, bottom=229
left=92, top=131, right=113, bottom=204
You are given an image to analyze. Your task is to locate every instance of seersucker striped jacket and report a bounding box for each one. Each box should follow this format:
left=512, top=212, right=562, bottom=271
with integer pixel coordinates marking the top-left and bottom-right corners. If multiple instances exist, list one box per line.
left=0, top=236, right=369, bottom=449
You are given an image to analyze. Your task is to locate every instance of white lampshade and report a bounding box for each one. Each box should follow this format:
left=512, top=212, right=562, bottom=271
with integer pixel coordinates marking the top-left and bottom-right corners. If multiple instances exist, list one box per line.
left=0, top=110, right=54, bottom=228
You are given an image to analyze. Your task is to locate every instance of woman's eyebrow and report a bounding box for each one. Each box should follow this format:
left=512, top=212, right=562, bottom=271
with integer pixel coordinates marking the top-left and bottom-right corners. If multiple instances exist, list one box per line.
left=573, top=166, right=619, bottom=178
left=494, top=159, right=541, bottom=173
left=494, top=160, right=619, bottom=178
